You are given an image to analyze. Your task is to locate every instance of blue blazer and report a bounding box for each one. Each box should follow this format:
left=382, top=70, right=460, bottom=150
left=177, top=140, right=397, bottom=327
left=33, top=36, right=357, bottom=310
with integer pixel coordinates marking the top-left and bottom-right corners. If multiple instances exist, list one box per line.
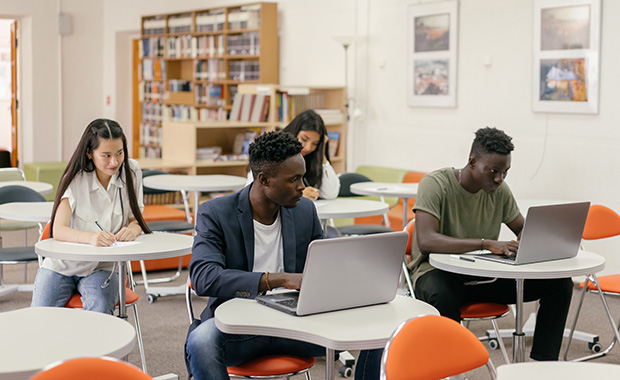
left=189, top=184, right=324, bottom=321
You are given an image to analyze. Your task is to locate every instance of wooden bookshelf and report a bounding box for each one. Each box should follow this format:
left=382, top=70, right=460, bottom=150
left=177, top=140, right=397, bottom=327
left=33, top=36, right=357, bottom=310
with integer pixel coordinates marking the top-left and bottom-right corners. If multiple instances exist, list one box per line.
left=142, top=84, right=347, bottom=176
left=135, top=2, right=278, bottom=159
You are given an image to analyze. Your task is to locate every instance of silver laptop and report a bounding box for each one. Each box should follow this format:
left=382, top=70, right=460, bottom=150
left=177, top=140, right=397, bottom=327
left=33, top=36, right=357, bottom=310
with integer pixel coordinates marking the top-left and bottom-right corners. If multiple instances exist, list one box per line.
left=255, top=231, right=408, bottom=316
left=469, top=201, right=590, bottom=265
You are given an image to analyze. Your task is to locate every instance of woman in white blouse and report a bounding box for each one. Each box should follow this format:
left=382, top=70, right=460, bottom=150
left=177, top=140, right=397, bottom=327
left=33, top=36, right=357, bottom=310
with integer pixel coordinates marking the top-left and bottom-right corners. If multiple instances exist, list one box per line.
left=247, top=110, right=340, bottom=200
left=31, top=119, right=151, bottom=314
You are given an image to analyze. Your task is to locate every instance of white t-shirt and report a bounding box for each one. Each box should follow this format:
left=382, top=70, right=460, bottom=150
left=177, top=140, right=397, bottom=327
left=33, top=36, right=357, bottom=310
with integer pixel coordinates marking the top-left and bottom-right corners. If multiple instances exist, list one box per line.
left=42, top=159, right=144, bottom=277
left=252, top=211, right=284, bottom=274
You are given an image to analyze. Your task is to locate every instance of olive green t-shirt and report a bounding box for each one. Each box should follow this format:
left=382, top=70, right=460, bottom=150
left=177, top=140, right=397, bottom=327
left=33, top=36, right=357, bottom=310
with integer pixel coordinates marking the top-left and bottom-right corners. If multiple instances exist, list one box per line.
left=409, top=167, right=520, bottom=283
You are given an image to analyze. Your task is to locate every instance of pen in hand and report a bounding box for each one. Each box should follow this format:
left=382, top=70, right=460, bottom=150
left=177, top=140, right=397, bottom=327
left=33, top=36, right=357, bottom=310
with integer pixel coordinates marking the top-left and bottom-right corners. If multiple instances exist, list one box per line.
left=95, top=220, right=117, bottom=247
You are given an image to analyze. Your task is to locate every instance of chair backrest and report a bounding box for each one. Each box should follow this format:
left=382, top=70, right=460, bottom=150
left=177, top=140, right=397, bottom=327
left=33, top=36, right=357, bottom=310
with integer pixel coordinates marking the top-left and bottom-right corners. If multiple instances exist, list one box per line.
left=403, top=171, right=426, bottom=184
left=380, top=315, right=495, bottom=380
left=0, top=167, right=26, bottom=181
left=40, top=222, right=51, bottom=241
left=404, top=219, right=415, bottom=258
left=337, top=172, right=373, bottom=197
left=30, top=357, right=153, bottom=380
left=0, top=185, right=46, bottom=204
left=582, top=205, right=620, bottom=240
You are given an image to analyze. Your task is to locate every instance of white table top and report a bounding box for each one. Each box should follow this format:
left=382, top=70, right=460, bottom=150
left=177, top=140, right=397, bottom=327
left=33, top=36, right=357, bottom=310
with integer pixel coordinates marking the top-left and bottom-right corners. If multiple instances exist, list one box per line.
left=0, top=201, right=53, bottom=223
left=349, top=182, right=419, bottom=198
left=313, top=198, right=390, bottom=220
left=143, top=174, right=246, bottom=192
left=0, top=180, right=53, bottom=195
left=35, top=232, right=193, bottom=261
left=430, top=250, right=605, bottom=280
left=215, top=295, right=439, bottom=351
left=0, top=307, right=136, bottom=380
left=496, top=361, right=620, bottom=379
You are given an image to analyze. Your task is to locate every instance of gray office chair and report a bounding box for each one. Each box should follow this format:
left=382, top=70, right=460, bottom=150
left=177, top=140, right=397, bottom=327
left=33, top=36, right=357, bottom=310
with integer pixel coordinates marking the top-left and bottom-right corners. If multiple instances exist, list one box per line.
left=0, top=185, right=46, bottom=289
left=0, top=168, right=39, bottom=247
left=335, top=173, right=394, bottom=236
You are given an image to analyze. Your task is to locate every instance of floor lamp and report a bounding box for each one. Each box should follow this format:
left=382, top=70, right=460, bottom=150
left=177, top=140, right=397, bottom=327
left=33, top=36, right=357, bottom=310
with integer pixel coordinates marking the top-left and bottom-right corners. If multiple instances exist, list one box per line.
left=333, top=36, right=359, bottom=172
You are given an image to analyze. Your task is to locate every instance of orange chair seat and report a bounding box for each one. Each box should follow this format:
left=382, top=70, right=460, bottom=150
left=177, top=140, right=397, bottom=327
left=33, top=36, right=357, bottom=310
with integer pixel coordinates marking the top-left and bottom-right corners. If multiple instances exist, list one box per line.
left=227, top=355, right=315, bottom=377
left=581, top=274, right=620, bottom=293
left=30, top=357, right=152, bottom=380
left=460, top=302, right=510, bottom=319
left=142, top=204, right=188, bottom=222
left=65, top=287, right=139, bottom=308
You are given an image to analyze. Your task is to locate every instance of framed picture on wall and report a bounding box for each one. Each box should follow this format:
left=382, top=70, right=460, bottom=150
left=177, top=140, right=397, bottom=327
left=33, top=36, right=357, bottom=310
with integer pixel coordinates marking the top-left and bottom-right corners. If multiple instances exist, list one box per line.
left=533, top=0, right=601, bottom=114
left=407, top=1, right=458, bottom=108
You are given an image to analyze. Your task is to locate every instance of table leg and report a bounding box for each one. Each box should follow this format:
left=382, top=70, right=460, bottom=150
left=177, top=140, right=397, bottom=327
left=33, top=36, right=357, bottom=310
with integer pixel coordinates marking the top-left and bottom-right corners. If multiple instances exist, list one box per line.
left=325, top=347, right=336, bottom=380
left=193, top=191, right=202, bottom=226
left=402, top=198, right=409, bottom=231
left=118, top=261, right=127, bottom=319
left=513, top=278, right=525, bottom=362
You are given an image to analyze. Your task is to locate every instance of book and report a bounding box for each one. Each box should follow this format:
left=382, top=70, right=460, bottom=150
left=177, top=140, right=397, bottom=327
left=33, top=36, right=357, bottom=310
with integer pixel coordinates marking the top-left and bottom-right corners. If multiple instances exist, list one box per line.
left=327, top=131, right=340, bottom=157
left=229, top=93, right=243, bottom=121
left=239, top=94, right=256, bottom=122
left=250, top=94, right=267, bottom=122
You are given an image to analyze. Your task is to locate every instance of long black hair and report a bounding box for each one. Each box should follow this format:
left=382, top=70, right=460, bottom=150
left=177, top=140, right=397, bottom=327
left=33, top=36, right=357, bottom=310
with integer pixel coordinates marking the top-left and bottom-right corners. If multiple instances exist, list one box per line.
left=282, top=110, right=329, bottom=188
left=50, top=118, right=151, bottom=237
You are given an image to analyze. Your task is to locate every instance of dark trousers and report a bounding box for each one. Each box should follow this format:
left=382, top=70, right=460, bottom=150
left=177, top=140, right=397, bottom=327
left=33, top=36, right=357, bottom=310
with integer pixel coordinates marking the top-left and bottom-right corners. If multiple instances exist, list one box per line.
left=414, top=269, right=573, bottom=361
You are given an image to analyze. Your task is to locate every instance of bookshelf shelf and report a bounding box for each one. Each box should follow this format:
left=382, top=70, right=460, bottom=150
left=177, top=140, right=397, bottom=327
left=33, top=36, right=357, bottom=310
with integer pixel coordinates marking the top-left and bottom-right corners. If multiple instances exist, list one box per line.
left=134, top=2, right=278, bottom=159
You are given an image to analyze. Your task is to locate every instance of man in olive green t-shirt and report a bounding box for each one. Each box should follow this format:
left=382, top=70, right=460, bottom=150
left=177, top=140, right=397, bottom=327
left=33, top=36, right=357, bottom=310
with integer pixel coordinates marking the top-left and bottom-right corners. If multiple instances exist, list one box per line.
left=410, top=127, right=572, bottom=361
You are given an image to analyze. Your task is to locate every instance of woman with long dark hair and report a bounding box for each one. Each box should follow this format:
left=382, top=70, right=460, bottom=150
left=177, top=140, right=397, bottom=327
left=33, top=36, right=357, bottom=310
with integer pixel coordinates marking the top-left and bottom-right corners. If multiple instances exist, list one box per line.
left=31, top=118, right=151, bottom=314
left=247, top=110, right=340, bottom=200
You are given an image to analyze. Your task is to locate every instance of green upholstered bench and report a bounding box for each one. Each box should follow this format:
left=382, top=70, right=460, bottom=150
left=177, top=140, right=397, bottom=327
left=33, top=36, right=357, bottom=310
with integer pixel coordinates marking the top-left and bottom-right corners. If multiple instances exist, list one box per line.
left=23, top=162, right=67, bottom=201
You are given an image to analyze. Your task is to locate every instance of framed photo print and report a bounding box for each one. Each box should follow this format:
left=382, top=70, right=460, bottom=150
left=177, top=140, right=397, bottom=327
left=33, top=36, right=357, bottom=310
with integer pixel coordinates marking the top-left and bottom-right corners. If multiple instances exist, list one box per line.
left=407, top=1, right=458, bottom=108
left=533, top=0, right=601, bottom=114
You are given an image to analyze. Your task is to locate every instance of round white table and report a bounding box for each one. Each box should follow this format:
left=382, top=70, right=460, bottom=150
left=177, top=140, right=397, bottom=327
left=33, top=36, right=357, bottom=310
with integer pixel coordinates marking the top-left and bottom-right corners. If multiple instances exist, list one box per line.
left=215, top=295, right=439, bottom=380
left=313, top=198, right=390, bottom=232
left=0, top=307, right=135, bottom=380
left=143, top=174, right=246, bottom=225
left=349, top=182, right=418, bottom=229
left=0, top=180, right=53, bottom=195
left=496, top=361, right=620, bottom=379
left=0, top=201, right=53, bottom=223
left=34, top=232, right=193, bottom=318
left=430, top=250, right=605, bottom=362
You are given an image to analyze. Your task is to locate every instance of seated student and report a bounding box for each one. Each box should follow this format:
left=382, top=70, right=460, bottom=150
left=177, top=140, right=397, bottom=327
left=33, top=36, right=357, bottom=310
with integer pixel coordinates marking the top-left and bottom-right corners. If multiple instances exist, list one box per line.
left=185, top=131, right=378, bottom=380
left=246, top=109, right=340, bottom=200
left=409, top=127, right=572, bottom=361
left=31, top=118, right=151, bottom=314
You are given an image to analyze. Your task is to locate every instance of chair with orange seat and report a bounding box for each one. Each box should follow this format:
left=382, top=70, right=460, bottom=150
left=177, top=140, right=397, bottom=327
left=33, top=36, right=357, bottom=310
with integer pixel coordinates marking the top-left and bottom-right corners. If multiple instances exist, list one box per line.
left=38, top=223, right=147, bottom=373
left=402, top=220, right=511, bottom=363
left=380, top=315, right=497, bottom=380
left=564, top=204, right=620, bottom=361
left=185, top=279, right=315, bottom=379
left=30, top=357, right=152, bottom=380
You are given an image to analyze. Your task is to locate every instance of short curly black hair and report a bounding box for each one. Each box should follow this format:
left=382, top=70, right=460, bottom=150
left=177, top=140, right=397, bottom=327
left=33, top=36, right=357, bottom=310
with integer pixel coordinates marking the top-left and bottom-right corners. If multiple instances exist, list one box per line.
left=249, top=131, right=303, bottom=178
left=470, top=127, right=514, bottom=156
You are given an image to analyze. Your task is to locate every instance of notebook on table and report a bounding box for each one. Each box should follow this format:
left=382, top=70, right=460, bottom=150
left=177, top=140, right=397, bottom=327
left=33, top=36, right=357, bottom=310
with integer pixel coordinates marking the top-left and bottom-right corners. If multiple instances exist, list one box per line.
left=468, top=201, right=590, bottom=265
left=255, top=231, right=408, bottom=316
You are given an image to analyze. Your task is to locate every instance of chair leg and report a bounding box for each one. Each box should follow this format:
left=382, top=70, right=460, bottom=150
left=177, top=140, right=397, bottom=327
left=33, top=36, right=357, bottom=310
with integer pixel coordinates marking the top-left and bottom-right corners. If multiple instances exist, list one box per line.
left=402, top=262, right=414, bottom=298
left=490, top=319, right=510, bottom=364
left=132, top=302, right=148, bottom=373
left=23, top=262, right=28, bottom=282
left=135, top=257, right=183, bottom=285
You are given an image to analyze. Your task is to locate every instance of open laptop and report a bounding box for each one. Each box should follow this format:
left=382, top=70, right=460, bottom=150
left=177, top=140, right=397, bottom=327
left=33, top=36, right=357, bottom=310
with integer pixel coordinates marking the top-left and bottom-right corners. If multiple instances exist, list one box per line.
left=255, top=231, right=408, bottom=316
left=468, top=201, right=590, bottom=265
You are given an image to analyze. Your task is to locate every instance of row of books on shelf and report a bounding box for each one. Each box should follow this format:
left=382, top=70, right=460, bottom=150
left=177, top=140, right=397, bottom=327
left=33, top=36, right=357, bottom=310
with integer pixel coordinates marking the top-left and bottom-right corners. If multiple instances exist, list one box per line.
left=139, top=145, right=162, bottom=159
left=143, top=16, right=166, bottom=35
left=169, top=80, right=191, bottom=92
left=142, top=103, right=163, bottom=123
left=227, top=32, right=260, bottom=56
left=141, top=59, right=166, bottom=81
left=196, top=35, right=225, bottom=58
left=140, top=123, right=163, bottom=147
left=196, top=146, right=222, bottom=161
left=162, top=104, right=227, bottom=122
left=140, top=37, right=165, bottom=58
left=194, top=59, right=226, bottom=81
left=168, top=13, right=193, bottom=34
left=229, top=60, right=260, bottom=81
left=195, top=9, right=226, bottom=32
left=229, top=93, right=269, bottom=123
left=139, top=81, right=165, bottom=102
left=195, top=84, right=225, bottom=107
left=228, top=5, right=261, bottom=30
left=315, top=109, right=345, bottom=124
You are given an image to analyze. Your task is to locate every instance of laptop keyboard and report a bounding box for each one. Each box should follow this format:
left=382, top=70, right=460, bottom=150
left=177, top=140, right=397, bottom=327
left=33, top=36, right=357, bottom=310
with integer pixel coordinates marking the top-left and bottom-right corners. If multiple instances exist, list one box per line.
left=276, top=299, right=298, bottom=308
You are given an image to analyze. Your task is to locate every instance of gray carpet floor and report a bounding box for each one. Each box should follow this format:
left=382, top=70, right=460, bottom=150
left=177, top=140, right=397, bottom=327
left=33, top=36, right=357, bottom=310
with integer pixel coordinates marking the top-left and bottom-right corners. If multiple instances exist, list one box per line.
left=2, top=228, right=620, bottom=379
